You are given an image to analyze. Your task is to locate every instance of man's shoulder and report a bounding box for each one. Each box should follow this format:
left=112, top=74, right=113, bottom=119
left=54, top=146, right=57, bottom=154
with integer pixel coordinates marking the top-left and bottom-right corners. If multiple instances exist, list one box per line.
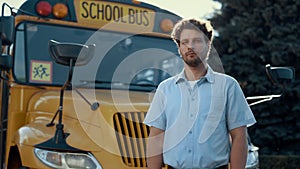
left=157, top=75, right=179, bottom=88
left=212, top=71, right=239, bottom=85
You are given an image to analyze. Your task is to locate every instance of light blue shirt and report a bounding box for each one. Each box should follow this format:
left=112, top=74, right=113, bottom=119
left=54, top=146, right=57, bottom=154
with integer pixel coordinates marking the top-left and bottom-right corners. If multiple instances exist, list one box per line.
left=144, top=67, right=256, bottom=169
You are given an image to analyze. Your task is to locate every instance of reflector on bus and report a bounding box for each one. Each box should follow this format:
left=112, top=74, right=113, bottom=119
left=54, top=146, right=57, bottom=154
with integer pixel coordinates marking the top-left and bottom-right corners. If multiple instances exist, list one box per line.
left=36, top=1, right=52, bottom=17
left=53, top=3, right=68, bottom=19
left=160, top=18, right=174, bottom=33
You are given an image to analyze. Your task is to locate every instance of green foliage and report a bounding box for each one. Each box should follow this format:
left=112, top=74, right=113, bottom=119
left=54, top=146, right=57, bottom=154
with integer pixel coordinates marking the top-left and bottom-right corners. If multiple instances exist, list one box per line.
left=210, top=0, right=300, bottom=155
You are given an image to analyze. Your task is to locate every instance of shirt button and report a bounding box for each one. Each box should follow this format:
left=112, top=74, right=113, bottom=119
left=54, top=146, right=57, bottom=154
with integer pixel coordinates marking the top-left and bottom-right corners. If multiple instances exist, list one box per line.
left=190, top=114, right=194, bottom=118
left=189, top=131, right=192, bottom=134
left=188, top=149, right=192, bottom=153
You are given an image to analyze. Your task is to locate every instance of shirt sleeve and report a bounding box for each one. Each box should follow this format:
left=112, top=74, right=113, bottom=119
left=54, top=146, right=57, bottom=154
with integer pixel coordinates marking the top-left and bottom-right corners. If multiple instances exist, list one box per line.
left=226, top=79, right=256, bottom=130
left=143, top=85, right=167, bottom=130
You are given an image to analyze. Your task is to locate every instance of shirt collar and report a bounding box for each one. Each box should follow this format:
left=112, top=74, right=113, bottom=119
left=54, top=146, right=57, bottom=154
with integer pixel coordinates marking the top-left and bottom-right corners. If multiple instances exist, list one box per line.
left=175, top=65, right=215, bottom=84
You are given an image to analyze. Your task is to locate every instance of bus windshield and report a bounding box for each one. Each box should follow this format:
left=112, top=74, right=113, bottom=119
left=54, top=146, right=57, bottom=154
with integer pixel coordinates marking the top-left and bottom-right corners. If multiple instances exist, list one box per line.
left=14, top=22, right=183, bottom=91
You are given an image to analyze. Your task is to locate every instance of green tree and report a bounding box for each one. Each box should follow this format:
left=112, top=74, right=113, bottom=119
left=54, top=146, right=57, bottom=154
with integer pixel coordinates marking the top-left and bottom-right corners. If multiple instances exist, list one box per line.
left=210, top=0, right=300, bottom=155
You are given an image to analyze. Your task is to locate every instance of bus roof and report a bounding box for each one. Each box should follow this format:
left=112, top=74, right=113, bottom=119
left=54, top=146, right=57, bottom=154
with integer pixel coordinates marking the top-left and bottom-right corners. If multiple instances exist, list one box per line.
left=16, top=0, right=182, bottom=34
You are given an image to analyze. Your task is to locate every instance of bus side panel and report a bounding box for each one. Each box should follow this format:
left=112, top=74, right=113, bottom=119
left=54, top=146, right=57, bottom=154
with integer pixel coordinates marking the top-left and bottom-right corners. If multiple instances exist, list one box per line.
left=5, top=86, right=41, bottom=166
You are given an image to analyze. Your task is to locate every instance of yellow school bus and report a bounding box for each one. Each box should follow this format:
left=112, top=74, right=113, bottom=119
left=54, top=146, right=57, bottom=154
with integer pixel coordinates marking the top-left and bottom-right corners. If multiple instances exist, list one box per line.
left=0, top=0, right=296, bottom=169
left=0, top=0, right=183, bottom=168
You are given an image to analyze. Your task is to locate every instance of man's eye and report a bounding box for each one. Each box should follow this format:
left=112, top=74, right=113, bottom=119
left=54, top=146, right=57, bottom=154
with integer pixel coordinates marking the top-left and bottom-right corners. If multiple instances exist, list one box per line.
left=194, top=39, right=202, bottom=43
left=181, top=41, right=188, bottom=45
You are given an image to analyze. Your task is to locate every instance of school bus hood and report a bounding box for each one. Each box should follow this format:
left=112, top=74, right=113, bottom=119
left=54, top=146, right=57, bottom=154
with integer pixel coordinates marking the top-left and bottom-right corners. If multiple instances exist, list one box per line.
left=27, top=89, right=153, bottom=113
left=18, top=89, right=153, bottom=151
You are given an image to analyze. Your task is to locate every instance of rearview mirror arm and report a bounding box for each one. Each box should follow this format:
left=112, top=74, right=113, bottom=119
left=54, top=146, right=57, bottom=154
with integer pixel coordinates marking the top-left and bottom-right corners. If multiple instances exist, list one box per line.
left=36, top=59, right=82, bottom=152
left=246, top=94, right=282, bottom=107
left=46, top=59, right=74, bottom=127
left=246, top=83, right=287, bottom=107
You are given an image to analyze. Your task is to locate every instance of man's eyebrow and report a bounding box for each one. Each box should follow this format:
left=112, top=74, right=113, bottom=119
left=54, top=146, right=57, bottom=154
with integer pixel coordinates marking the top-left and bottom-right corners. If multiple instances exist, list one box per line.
left=180, top=37, right=202, bottom=42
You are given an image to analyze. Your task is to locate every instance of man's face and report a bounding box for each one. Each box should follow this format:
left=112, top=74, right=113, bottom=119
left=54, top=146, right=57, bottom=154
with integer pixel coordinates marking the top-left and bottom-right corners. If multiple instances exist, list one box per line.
left=179, top=29, right=209, bottom=67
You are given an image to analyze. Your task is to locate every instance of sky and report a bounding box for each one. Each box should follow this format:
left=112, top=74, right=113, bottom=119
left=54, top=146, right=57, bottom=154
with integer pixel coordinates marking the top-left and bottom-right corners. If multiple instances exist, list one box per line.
left=139, top=0, right=221, bottom=18
left=1, top=0, right=221, bottom=18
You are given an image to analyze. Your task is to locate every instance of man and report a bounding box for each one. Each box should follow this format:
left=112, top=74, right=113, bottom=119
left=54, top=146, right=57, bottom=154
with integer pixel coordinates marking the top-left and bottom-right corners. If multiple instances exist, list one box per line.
left=143, top=18, right=256, bottom=169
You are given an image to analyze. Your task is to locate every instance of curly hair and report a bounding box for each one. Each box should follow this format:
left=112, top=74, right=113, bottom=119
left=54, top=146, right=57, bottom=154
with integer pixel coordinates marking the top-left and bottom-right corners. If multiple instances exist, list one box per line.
left=171, top=18, right=214, bottom=46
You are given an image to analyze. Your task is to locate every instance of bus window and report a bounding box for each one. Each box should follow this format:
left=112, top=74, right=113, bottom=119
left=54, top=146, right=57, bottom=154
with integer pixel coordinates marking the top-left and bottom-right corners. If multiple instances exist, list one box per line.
left=14, top=23, right=26, bottom=82
left=14, top=22, right=95, bottom=85
left=13, top=21, right=182, bottom=90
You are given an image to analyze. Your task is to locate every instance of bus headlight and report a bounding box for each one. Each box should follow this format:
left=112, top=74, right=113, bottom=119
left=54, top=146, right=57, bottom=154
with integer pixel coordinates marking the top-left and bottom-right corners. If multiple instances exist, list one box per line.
left=34, top=148, right=102, bottom=169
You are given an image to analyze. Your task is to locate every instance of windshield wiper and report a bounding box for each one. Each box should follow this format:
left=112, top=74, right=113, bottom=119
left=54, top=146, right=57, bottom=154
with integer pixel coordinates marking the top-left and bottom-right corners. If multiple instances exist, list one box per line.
left=80, top=80, right=126, bottom=85
left=80, top=80, right=157, bottom=88
left=79, top=80, right=110, bottom=84
left=129, top=83, right=157, bottom=88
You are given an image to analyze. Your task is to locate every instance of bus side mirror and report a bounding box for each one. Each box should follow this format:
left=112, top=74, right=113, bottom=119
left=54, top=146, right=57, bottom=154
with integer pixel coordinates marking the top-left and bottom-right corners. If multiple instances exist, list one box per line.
left=0, top=54, right=12, bottom=70
left=0, top=16, right=15, bottom=45
left=49, top=40, right=95, bottom=66
left=266, top=64, right=295, bottom=85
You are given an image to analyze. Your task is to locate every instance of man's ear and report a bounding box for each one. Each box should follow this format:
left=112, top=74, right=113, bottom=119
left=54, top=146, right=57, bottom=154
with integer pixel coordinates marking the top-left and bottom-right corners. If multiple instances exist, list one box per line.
left=178, top=48, right=182, bottom=57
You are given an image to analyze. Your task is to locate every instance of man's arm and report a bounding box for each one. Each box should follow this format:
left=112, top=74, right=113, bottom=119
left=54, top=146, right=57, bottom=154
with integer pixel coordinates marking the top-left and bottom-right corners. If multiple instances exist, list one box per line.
left=229, top=126, right=248, bottom=169
left=146, top=127, right=165, bottom=169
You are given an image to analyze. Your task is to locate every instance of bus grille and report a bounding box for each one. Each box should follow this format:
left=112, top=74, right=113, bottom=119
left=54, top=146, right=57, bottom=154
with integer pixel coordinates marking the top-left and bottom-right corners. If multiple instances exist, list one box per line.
left=113, top=112, right=149, bottom=167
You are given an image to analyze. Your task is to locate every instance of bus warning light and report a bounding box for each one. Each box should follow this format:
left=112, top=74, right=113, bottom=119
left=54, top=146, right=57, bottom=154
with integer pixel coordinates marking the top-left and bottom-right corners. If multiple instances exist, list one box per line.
left=160, top=19, right=174, bottom=33
left=132, top=0, right=141, bottom=4
left=53, top=3, right=68, bottom=19
left=36, top=1, right=52, bottom=16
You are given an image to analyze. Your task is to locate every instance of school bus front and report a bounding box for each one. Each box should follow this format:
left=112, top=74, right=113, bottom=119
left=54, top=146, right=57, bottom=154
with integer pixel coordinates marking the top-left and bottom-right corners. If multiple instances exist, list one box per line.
left=0, top=0, right=182, bottom=168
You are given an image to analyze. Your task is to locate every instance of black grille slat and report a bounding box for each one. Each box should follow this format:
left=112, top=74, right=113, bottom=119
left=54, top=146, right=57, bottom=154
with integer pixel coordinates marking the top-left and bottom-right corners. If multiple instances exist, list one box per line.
left=134, top=112, right=147, bottom=166
left=114, top=114, right=130, bottom=165
left=121, top=113, right=135, bottom=166
left=113, top=112, right=149, bottom=167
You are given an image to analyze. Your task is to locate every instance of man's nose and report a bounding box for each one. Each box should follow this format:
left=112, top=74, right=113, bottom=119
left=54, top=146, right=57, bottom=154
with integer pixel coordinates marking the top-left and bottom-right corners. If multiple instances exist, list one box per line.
left=185, top=42, right=194, bottom=48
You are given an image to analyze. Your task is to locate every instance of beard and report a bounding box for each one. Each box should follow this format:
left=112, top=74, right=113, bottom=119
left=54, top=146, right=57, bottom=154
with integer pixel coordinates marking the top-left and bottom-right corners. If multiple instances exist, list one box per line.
left=183, top=55, right=203, bottom=67
left=182, top=51, right=205, bottom=67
